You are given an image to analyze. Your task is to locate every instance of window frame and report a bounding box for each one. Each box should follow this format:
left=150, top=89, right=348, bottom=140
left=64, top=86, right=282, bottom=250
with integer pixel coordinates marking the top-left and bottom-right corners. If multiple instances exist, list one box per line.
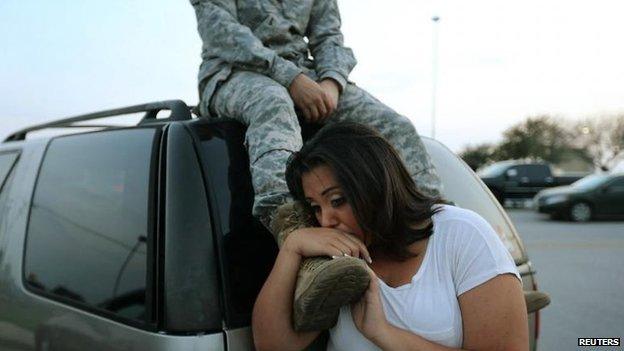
left=525, top=164, right=550, bottom=181
left=0, top=150, right=21, bottom=242
left=189, top=119, right=279, bottom=330
left=21, top=127, right=163, bottom=331
left=0, top=150, right=20, bottom=193
left=605, top=177, right=624, bottom=193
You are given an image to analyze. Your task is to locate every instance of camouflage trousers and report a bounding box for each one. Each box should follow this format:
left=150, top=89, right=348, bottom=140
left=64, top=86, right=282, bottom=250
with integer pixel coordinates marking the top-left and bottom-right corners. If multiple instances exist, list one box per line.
left=201, top=70, right=442, bottom=226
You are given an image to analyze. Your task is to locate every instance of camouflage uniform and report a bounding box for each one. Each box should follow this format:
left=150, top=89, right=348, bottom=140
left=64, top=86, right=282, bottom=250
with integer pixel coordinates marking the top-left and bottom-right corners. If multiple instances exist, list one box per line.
left=189, top=0, right=441, bottom=225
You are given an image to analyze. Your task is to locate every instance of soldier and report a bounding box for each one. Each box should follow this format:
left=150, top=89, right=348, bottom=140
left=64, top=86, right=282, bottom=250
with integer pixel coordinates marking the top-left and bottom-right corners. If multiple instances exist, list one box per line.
left=189, top=0, right=442, bottom=331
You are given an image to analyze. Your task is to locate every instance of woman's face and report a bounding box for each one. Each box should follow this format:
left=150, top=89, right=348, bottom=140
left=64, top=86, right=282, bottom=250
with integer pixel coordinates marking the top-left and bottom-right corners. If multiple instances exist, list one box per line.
left=301, top=165, right=367, bottom=243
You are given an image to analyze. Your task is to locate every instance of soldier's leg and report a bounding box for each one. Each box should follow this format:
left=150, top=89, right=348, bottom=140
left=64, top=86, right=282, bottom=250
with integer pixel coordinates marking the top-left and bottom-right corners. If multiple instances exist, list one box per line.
left=207, top=71, right=301, bottom=226
left=205, top=70, right=370, bottom=331
left=329, top=83, right=442, bottom=197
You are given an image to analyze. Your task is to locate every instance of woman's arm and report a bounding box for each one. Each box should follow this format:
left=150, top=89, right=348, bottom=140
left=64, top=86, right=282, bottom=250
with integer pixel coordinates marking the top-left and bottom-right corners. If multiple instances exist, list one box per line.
left=252, top=245, right=321, bottom=351
left=353, top=272, right=527, bottom=351
left=458, top=274, right=528, bottom=351
left=253, top=227, right=371, bottom=351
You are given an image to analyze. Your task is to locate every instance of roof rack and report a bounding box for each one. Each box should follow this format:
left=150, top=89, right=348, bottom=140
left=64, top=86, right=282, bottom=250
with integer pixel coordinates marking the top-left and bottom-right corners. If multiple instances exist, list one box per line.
left=4, top=99, right=193, bottom=142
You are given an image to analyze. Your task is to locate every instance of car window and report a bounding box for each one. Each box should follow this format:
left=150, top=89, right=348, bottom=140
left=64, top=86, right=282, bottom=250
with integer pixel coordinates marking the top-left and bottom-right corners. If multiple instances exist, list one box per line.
left=605, top=177, right=624, bottom=193
left=506, top=166, right=526, bottom=179
left=24, top=129, right=157, bottom=325
left=0, top=152, right=19, bottom=192
left=525, top=165, right=550, bottom=180
left=477, top=162, right=512, bottom=177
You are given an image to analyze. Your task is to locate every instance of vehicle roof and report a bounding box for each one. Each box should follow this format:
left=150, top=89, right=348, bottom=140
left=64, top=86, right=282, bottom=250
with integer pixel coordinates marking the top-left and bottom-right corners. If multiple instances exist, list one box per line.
left=3, top=100, right=192, bottom=144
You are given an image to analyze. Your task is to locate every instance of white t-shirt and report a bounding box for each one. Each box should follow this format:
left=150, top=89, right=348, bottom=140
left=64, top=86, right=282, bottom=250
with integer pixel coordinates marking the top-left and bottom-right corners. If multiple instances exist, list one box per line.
left=327, top=205, right=521, bottom=350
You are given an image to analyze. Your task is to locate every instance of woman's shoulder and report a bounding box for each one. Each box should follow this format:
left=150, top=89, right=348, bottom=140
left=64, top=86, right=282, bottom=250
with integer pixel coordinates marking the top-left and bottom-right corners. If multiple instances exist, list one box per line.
left=430, top=204, right=498, bottom=244
left=432, top=204, right=489, bottom=228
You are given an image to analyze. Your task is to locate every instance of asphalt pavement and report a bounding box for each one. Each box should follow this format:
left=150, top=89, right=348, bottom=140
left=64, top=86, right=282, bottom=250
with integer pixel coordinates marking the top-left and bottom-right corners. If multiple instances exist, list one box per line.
left=506, top=208, right=624, bottom=351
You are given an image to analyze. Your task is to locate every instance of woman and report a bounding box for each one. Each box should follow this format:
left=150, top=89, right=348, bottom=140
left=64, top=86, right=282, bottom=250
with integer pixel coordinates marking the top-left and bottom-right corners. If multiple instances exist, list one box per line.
left=252, top=123, right=528, bottom=351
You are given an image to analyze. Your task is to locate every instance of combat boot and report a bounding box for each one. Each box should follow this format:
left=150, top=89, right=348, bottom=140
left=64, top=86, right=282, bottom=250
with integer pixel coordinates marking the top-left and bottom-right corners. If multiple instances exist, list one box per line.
left=524, top=290, right=551, bottom=313
left=272, top=201, right=371, bottom=332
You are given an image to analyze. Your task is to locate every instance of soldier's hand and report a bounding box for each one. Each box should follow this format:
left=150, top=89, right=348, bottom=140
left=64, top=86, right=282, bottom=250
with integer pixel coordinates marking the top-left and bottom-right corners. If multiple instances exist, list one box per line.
left=289, top=74, right=332, bottom=123
left=318, top=79, right=340, bottom=121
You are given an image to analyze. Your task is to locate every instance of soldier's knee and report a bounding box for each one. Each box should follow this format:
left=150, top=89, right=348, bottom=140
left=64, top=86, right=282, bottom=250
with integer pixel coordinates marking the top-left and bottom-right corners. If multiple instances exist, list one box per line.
left=243, top=85, right=298, bottom=125
left=248, top=85, right=294, bottom=111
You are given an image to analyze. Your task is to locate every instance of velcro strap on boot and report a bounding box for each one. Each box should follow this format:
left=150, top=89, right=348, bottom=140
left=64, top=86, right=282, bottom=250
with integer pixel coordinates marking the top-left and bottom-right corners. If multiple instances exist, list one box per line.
left=271, top=201, right=314, bottom=247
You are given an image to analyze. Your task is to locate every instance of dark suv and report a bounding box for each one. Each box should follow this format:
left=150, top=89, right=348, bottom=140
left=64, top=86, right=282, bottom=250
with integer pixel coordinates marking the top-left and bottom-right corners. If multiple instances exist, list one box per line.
left=478, top=160, right=585, bottom=204
left=0, top=101, right=544, bottom=350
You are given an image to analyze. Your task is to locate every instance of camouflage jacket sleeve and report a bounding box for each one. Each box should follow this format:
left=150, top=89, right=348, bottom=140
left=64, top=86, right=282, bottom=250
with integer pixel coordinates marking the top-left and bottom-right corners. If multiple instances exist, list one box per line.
left=189, top=0, right=303, bottom=88
left=306, top=0, right=357, bottom=91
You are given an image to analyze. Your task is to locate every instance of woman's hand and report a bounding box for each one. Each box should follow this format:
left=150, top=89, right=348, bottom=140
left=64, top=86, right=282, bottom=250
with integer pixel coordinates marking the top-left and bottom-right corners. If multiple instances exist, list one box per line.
left=351, top=268, right=391, bottom=344
left=281, top=227, right=372, bottom=263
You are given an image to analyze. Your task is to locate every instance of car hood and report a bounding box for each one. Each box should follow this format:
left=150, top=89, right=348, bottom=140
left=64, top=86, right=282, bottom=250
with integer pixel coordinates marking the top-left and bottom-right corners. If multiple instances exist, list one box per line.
left=479, top=176, right=499, bottom=184
left=536, top=185, right=578, bottom=198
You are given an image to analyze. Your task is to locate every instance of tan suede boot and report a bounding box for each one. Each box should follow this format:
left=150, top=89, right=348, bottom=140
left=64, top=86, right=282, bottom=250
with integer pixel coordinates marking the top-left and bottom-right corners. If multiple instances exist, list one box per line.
left=524, top=290, right=551, bottom=313
left=272, top=202, right=371, bottom=332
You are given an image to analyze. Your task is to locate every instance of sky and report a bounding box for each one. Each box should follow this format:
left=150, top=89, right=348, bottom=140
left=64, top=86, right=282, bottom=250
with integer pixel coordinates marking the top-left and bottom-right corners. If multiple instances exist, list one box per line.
left=1, top=0, right=624, bottom=151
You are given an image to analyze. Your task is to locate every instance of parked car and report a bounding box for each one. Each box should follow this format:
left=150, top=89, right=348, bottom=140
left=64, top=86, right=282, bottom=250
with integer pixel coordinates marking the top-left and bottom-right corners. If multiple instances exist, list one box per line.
left=0, top=100, right=545, bottom=351
left=478, top=160, right=586, bottom=205
left=611, top=158, right=624, bottom=173
left=534, top=173, right=624, bottom=221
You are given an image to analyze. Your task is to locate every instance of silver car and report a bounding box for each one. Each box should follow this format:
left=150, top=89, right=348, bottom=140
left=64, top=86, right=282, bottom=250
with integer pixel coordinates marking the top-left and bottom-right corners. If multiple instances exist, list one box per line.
left=0, top=101, right=545, bottom=350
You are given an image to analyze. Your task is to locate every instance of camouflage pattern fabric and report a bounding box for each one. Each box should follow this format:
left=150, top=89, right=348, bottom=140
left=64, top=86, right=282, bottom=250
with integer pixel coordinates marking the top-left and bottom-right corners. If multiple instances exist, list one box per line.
left=207, top=69, right=442, bottom=225
left=189, top=0, right=356, bottom=112
left=189, top=0, right=441, bottom=226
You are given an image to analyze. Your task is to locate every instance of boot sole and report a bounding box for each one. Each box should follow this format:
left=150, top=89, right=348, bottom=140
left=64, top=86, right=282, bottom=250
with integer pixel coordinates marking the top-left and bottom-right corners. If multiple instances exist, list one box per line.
left=293, top=257, right=370, bottom=331
left=525, top=291, right=551, bottom=313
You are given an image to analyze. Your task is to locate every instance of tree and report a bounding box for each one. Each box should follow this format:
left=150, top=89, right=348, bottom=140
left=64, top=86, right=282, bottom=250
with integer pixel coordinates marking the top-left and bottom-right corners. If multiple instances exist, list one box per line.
left=459, top=143, right=495, bottom=171
left=493, top=115, right=578, bottom=163
left=573, top=114, right=624, bottom=170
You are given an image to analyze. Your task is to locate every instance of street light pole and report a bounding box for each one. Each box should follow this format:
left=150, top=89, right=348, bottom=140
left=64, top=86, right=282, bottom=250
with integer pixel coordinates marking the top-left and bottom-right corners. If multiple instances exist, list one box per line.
left=431, top=15, right=440, bottom=139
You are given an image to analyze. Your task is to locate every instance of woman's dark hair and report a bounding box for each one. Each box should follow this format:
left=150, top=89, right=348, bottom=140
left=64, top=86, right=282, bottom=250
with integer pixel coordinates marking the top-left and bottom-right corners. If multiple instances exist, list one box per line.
left=285, top=122, right=444, bottom=261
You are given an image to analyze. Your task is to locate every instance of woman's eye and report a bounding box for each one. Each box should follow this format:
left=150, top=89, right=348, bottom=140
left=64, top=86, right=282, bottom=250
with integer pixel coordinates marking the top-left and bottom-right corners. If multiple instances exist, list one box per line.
left=330, top=197, right=345, bottom=207
left=310, top=205, right=321, bottom=213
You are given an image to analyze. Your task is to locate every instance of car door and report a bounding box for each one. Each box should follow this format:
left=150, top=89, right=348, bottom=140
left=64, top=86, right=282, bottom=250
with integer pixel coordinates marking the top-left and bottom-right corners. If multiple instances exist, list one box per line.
left=596, top=177, right=624, bottom=216
left=524, top=164, right=553, bottom=195
left=7, top=127, right=225, bottom=351
left=503, top=165, right=530, bottom=198
left=191, top=120, right=277, bottom=351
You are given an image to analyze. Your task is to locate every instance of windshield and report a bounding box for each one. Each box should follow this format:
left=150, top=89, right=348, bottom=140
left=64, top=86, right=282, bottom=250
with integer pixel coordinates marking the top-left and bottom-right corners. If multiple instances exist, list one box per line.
left=477, top=162, right=512, bottom=177
left=571, top=174, right=609, bottom=190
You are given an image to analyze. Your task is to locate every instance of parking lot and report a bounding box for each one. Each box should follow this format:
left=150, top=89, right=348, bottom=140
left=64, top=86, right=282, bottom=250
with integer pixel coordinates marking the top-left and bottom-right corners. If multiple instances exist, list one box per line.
left=507, top=208, right=624, bottom=351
